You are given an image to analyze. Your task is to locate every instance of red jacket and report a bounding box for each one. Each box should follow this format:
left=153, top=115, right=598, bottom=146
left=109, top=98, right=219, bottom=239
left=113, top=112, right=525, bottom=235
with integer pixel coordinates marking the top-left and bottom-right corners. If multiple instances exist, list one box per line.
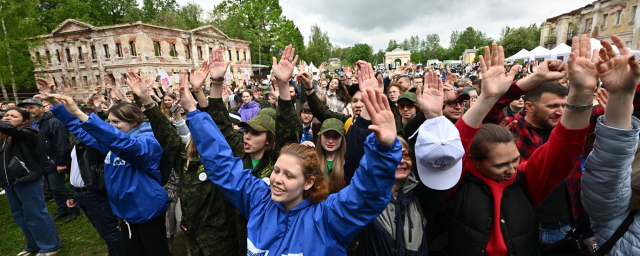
left=451, top=118, right=588, bottom=255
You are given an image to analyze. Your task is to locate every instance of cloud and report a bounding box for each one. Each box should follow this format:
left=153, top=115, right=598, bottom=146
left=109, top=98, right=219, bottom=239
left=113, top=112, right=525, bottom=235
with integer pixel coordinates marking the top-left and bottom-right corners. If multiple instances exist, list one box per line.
left=176, top=0, right=593, bottom=51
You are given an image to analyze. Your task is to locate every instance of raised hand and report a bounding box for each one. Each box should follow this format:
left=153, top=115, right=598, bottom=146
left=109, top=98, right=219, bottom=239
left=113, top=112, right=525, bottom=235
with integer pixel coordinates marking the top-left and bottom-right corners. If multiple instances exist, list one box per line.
left=531, top=59, right=567, bottom=83
left=595, top=34, right=640, bottom=94
left=319, top=62, right=327, bottom=75
left=478, top=43, right=519, bottom=98
left=272, top=44, right=299, bottom=85
left=361, top=88, right=396, bottom=147
left=208, top=48, right=229, bottom=80
left=36, top=74, right=56, bottom=94
left=297, top=60, right=307, bottom=73
left=417, top=71, right=444, bottom=119
left=356, top=61, right=383, bottom=92
left=125, top=71, right=152, bottom=104
left=596, top=88, right=608, bottom=109
left=47, top=93, right=84, bottom=117
left=567, top=35, right=599, bottom=94
left=298, top=71, right=312, bottom=90
left=179, top=71, right=197, bottom=113
left=191, top=60, right=211, bottom=91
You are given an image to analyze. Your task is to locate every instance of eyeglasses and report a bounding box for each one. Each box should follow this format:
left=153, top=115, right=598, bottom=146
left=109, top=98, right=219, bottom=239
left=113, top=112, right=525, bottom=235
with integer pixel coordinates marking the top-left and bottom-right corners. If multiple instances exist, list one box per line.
left=397, top=103, right=416, bottom=110
left=445, top=101, right=463, bottom=107
left=402, top=149, right=411, bottom=162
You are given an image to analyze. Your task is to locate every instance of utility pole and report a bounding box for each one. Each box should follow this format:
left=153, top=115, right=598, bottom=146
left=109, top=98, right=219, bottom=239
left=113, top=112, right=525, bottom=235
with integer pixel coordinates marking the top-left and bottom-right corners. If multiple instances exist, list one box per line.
left=1, top=12, right=19, bottom=103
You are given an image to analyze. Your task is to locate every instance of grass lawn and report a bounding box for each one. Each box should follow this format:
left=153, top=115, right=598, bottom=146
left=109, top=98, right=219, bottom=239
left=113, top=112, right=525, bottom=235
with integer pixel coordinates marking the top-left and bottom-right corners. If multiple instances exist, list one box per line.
left=0, top=194, right=190, bottom=256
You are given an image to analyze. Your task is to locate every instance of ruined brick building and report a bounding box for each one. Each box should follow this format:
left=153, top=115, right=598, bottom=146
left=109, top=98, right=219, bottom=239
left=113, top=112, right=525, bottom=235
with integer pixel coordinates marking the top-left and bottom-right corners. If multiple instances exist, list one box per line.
left=540, top=0, right=640, bottom=49
left=29, top=19, right=252, bottom=94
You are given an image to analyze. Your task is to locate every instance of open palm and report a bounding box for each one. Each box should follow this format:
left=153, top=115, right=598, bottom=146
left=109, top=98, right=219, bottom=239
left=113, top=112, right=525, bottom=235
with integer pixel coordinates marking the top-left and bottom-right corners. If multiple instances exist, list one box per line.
left=568, top=35, right=599, bottom=93
left=361, top=88, right=396, bottom=147
left=191, top=60, right=210, bottom=91
left=272, top=44, right=298, bottom=83
left=417, top=71, right=444, bottom=118
left=596, top=35, right=640, bottom=94
left=208, top=49, right=229, bottom=80
left=357, top=61, right=382, bottom=92
left=479, top=43, right=519, bottom=98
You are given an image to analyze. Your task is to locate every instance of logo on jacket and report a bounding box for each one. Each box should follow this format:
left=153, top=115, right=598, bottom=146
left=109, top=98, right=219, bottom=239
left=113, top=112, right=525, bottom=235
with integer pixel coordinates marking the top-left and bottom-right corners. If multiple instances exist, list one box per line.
left=104, top=152, right=127, bottom=166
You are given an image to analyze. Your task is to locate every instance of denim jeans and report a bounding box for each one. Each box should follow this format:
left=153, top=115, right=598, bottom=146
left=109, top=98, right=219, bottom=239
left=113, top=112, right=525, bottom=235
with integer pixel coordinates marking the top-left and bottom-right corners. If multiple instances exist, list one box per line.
left=44, top=172, right=77, bottom=215
left=538, top=220, right=573, bottom=248
left=75, top=189, right=124, bottom=256
left=5, top=176, right=63, bottom=253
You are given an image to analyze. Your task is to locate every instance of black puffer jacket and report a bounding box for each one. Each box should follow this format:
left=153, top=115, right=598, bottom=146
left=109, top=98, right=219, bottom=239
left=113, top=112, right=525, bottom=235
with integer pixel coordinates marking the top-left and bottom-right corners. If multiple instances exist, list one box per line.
left=36, top=112, right=70, bottom=174
left=0, top=122, right=42, bottom=187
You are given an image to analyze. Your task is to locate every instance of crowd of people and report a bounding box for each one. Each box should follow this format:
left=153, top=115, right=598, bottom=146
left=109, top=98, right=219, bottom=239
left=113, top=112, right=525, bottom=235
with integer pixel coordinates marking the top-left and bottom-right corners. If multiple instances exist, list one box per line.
left=2, top=33, right=640, bottom=256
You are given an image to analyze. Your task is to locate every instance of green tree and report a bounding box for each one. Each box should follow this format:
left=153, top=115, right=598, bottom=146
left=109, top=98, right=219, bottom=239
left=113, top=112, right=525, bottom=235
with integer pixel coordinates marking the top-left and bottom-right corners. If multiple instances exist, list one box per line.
left=346, top=43, right=373, bottom=64
left=373, top=49, right=385, bottom=64
left=386, top=39, right=398, bottom=52
left=498, top=24, right=540, bottom=57
left=179, top=2, right=204, bottom=29
left=410, top=52, right=423, bottom=64
left=448, top=27, right=492, bottom=60
left=306, top=24, right=331, bottom=65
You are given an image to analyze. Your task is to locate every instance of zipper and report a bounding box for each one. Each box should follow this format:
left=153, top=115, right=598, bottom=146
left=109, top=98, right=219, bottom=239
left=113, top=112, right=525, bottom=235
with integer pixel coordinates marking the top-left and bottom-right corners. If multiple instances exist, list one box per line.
left=274, top=213, right=290, bottom=254
left=2, top=138, right=8, bottom=184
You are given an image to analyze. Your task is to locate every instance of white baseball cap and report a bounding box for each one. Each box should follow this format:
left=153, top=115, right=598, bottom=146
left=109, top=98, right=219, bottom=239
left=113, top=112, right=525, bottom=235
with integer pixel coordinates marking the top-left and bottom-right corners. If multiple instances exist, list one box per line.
left=412, top=116, right=464, bottom=190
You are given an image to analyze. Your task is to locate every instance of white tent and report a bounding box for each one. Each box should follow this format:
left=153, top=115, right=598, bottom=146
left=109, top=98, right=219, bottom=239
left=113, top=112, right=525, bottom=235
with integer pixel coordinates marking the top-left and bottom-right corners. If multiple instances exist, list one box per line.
left=543, top=43, right=572, bottom=60
left=308, top=62, right=319, bottom=73
left=506, top=49, right=530, bottom=62
left=528, top=46, right=551, bottom=60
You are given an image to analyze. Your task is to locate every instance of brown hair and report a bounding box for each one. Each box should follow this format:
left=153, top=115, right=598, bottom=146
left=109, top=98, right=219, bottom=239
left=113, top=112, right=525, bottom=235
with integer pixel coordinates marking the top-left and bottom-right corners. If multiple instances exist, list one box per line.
left=469, top=124, right=516, bottom=161
left=0, top=107, right=32, bottom=143
left=109, top=103, right=144, bottom=126
left=316, top=132, right=347, bottom=194
left=161, top=92, right=177, bottom=118
left=241, top=128, right=276, bottom=161
left=386, top=82, right=401, bottom=94
left=279, top=143, right=329, bottom=204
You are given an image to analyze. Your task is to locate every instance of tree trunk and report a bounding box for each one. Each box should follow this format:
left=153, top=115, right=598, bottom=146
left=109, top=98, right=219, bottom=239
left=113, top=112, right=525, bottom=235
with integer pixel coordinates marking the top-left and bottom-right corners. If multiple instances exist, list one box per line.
left=2, top=16, right=19, bottom=103
left=0, top=80, right=7, bottom=102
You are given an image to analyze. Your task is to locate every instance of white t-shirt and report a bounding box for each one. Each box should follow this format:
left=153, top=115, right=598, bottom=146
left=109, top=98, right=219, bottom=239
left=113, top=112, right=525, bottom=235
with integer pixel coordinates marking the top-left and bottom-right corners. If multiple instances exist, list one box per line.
left=69, top=146, right=85, bottom=188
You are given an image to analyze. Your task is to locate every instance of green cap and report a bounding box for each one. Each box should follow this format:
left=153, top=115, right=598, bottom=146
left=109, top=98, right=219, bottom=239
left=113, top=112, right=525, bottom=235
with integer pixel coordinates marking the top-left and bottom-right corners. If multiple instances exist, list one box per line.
left=397, top=92, right=417, bottom=103
left=258, top=108, right=277, bottom=119
left=238, top=114, right=275, bottom=135
left=318, top=118, right=345, bottom=136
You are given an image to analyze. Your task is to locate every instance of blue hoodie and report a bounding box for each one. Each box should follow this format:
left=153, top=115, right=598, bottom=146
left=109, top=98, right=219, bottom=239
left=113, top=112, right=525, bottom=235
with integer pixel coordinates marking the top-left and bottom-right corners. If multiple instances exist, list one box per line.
left=52, top=105, right=168, bottom=224
left=186, top=110, right=401, bottom=255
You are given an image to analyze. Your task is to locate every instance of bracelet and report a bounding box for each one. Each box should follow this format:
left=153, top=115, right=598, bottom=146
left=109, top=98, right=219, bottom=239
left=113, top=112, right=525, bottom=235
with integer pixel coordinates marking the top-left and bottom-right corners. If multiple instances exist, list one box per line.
left=305, top=87, right=315, bottom=91
left=143, top=101, right=156, bottom=109
left=565, top=101, right=593, bottom=111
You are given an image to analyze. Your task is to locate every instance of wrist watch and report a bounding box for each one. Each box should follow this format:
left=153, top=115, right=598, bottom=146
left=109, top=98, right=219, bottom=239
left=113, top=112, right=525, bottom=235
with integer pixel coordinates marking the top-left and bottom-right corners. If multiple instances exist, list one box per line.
left=212, top=77, right=224, bottom=82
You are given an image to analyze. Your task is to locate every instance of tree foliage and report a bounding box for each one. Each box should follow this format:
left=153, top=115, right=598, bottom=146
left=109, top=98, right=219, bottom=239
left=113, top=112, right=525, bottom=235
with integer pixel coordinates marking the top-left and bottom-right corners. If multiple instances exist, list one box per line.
left=498, top=24, right=540, bottom=57
left=346, top=43, right=373, bottom=65
left=305, top=24, right=331, bottom=65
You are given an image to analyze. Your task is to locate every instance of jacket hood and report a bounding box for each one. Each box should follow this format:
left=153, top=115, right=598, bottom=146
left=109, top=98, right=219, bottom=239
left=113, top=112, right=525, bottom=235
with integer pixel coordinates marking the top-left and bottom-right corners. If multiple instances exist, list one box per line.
left=401, top=173, right=419, bottom=194
left=127, top=122, right=153, bottom=138
left=242, top=101, right=260, bottom=109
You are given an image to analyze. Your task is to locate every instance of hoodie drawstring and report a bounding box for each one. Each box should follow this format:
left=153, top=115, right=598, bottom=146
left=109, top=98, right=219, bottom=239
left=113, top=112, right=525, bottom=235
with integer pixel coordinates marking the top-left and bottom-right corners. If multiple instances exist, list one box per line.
left=125, top=220, right=132, bottom=239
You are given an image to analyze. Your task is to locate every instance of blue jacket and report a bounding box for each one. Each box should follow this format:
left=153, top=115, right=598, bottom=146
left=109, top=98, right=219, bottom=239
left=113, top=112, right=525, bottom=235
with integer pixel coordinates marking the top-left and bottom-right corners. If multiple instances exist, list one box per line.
left=52, top=105, right=168, bottom=224
left=186, top=110, right=402, bottom=256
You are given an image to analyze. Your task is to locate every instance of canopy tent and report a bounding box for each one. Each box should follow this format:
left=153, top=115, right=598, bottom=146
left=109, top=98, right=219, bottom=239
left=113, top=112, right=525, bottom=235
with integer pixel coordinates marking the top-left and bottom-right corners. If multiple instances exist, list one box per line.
left=506, top=49, right=530, bottom=62
left=528, top=46, right=550, bottom=60
left=543, top=40, right=640, bottom=61
left=308, top=62, right=319, bottom=73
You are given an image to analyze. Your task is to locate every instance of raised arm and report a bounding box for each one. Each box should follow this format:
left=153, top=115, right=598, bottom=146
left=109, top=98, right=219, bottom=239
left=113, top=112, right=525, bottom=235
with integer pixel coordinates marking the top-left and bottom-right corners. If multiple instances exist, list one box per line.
left=583, top=34, right=640, bottom=228
left=324, top=86, right=402, bottom=243
left=272, top=45, right=302, bottom=151
left=523, top=34, right=598, bottom=206
left=180, top=74, right=270, bottom=218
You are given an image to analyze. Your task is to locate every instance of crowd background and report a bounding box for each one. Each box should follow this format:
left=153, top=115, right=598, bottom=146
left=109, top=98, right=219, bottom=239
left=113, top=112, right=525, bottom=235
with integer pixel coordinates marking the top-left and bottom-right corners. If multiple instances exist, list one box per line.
left=2, top=32, right=640, bottom=256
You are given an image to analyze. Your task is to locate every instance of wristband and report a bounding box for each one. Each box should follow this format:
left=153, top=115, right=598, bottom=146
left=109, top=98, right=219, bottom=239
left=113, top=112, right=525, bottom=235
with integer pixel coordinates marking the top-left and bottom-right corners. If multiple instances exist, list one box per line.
left=305, top=87, right=315, bottom=91
left=212, top=77, right=224, bottom=82
left=143, top=101, right=156, bottom=109
left=564, top=101, right=593, bottom=111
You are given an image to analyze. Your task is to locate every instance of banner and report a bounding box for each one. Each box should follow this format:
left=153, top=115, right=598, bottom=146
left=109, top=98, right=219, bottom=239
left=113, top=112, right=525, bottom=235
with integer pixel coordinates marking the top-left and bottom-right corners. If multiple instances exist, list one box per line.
left=158, top=68, right=171, bottom=91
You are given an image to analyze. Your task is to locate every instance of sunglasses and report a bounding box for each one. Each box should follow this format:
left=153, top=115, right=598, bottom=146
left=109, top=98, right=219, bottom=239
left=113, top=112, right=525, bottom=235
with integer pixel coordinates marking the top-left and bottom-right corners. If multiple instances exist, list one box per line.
left=402, top=149, right=411, bottom=162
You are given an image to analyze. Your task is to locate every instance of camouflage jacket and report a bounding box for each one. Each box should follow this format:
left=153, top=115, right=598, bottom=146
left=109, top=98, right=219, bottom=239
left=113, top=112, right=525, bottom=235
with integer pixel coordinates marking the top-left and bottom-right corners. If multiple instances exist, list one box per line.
left=180, top=160, right=239, bottom=256
left=143, top=104, right=183, bottom=200
left=206, top=98, right=300, bottom=179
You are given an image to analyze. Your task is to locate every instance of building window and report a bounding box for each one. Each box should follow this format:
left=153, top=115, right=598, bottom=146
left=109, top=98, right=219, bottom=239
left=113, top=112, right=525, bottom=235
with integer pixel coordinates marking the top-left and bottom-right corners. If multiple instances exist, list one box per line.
left=65, top=48, right=71, bottom=62
left=236, top=51, right=239, bottom=61
left=243, top=51, right=247, bottom=61
left=116, top=43, right=123, bottom=57
left=130, top=41, right=137, bottom=56
left=154, top=41, right=161, bottom=56
left=91, top=45, right=96, bottom=59
left=197, top=46, right=203, bottom=59
left=46, top=50, right=51, bottom=63
left=583, top=18, right=592, bottom=33
left=71, top=77, right=77, bottom=88
left=616, top=10, right=622, bottom=25
left=170, top=44, right=177, bottom=57
left=103, top=44, right=110, bottom=58
left=78, top=47, right=83, bottom=61
left=602, top=14, right=608, bottom=28
left=228, top=50, right=232, bottom=61
left=95, top=75, right=101, bottom=86
left=632, top=6, right=638, bottom=24
left=209, top=47, right=213, bottom=56
left=627, top=41, right=632, bottom=48
left=185, top=45, right=191, bottom=59
left=56, top=50, right=61, bottom=62
left=35, top=52, right=41, bottom=63
left=83, top=76, right=88, bottom=88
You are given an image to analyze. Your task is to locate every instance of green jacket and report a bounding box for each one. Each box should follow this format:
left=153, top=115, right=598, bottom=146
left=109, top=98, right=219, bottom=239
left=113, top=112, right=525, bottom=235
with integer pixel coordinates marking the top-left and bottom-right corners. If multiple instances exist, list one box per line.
left=206, top=97, right=300, bottom=179
left=180, top=160, right=239, bottom=256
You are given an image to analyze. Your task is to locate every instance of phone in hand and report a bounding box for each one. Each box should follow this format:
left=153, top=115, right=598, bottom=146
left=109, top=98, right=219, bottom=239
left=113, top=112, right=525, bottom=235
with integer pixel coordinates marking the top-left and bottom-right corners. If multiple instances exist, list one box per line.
left=170, top=101, right=181, bottom=113
left=156, top=75, right=161, bottom=82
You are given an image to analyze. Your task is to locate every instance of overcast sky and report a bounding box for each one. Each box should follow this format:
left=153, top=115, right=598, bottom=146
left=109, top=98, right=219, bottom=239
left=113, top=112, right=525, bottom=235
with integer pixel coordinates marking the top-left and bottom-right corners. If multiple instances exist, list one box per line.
left=175, top=0, right=594, bottom=51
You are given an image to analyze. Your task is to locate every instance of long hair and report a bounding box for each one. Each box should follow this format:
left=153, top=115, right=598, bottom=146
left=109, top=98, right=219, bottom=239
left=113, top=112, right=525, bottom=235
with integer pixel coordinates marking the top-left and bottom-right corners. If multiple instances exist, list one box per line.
left=109, top=103, right=144, bottom=126
left=279, top=143, right=328, bottom=204
left=326, top=78, right=350, bottom=106
left=160, top=92, right=177, bottom=118
left=0, top=107, right=31, bottom=144
left=315, top=133, right=347, bottom=194
left=241, top=129, right=276, bottom=164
